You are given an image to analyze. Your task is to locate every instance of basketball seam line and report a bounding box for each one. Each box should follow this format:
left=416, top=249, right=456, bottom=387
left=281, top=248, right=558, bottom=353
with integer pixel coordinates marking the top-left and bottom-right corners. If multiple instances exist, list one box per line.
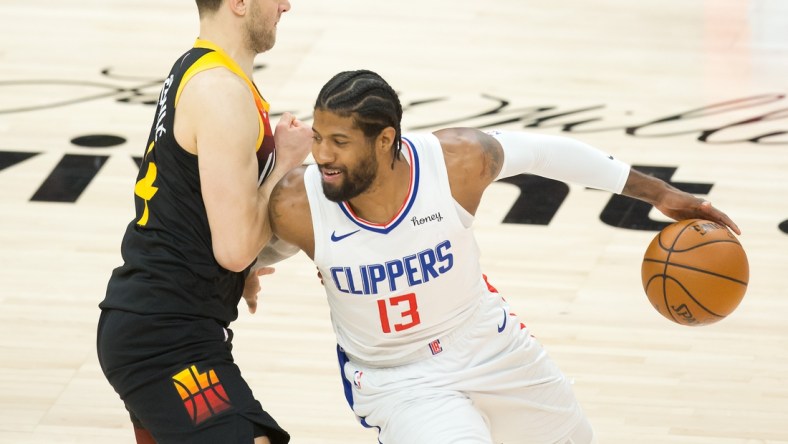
left=644, top=274, right=725, bottom=319
left=660, top=221, right=695, bottom=323
left=661, top=275, right=725, bottom=318
left=642, top=258, right=748, bottom=286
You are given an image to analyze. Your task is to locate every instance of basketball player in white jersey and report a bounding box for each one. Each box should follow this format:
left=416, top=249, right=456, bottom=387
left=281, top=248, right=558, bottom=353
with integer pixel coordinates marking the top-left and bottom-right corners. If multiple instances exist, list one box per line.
left=265, top=70, right=740, bottom=444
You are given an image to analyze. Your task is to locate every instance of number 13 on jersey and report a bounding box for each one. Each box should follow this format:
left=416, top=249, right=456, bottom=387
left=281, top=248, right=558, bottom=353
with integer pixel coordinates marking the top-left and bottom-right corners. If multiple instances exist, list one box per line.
left=377, top=293, right=421, bottom=333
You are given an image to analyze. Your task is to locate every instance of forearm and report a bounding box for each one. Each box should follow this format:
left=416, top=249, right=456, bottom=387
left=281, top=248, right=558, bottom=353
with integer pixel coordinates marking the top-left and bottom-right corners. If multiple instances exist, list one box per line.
left=250, top=165, right=291, bottom=254
left=619, top=167, right=741, bottom=234
left=620, top=168, right=675, bottom=205
left=210, top=200, right=271, bottom=272
left=253, top=234, right=300, bottom=268
left=250, top=157, right=306, bottom=249
left=208, top=165, right=292, bottom=272
left=484, top=130, right=741, bottom=235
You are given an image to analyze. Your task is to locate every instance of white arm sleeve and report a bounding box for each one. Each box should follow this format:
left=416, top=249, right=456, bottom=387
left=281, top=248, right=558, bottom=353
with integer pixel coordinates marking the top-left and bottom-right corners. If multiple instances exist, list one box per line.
left=488, top=130, right=630, bottom=194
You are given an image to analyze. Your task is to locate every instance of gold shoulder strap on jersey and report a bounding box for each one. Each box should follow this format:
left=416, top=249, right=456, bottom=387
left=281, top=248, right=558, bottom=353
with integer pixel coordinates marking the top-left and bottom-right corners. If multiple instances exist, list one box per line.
left=174, top=39, right=269, bottom=148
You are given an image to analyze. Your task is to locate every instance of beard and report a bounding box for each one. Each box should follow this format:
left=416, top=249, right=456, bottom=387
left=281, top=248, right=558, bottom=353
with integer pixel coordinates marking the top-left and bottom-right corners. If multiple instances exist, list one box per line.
left=245, top=4, right=277, bottom=53
left=321, top=148, right=378, bottom=203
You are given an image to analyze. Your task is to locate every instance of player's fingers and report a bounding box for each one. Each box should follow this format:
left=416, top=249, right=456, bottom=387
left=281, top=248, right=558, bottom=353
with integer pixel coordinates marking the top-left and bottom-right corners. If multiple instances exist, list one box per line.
left=719, top=213, right=741, bottom=235
left=701, top=201, right=742, bottom=235
left=256, top=266, right=275, bottom=276
left=276, top=112, right=295, bottom=129
left=247, top=297, right=257, bottom=314
left=244, top=292, right=258, bottom=313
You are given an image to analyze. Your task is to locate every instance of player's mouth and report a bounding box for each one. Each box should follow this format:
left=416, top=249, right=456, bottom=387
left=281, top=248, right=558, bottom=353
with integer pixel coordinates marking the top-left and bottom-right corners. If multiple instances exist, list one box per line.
left=320, top=166, right=344, bottom=183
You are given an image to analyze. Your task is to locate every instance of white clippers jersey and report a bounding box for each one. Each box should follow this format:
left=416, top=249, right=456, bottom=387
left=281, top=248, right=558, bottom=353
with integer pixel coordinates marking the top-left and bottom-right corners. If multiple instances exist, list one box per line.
left=305, top=132, right=494, bottom=366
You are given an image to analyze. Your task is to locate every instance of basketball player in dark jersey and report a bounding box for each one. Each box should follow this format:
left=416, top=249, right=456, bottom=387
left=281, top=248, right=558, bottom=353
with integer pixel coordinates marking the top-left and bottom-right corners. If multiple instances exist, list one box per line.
left=97, top=1, right=311, bottom=443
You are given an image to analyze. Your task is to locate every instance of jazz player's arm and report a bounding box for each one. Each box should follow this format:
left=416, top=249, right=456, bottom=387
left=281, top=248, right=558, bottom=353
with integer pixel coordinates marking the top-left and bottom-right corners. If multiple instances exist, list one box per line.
left=434, top=128, right=740, bottom=235
left=175, top=68, right=312, bottom=272
left=245, top=166, right=324, bottom=315
left=268, top=166, right=317, bottom=260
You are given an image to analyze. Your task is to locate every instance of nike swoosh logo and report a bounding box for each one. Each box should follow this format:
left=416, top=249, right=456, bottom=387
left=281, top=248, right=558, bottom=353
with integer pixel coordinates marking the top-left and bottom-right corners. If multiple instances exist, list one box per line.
left=497, top=307, right=507, bottom=333
left=330, top=230, right=360, bottom=242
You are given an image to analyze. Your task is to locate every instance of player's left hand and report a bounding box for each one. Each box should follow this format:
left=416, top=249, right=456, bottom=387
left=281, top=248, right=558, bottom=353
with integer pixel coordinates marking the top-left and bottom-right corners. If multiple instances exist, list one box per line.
left=243, top=266, right=275, bottom=314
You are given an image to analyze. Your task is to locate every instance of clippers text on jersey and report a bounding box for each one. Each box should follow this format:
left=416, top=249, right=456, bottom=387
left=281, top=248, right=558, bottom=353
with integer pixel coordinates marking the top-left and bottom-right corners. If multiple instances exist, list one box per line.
left=330, top=240, right=454, bottom=295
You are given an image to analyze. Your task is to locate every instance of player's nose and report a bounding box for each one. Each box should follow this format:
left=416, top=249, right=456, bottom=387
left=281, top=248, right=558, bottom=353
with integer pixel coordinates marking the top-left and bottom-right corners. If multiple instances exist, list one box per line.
left=312, top=139, right=335, bottom=164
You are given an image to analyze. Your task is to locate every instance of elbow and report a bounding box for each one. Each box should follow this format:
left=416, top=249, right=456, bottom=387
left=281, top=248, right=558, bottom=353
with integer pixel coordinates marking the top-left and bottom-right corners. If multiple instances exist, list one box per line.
left=216, top=254, right=253, bottom=273
left=212, top=244, right=257, bottom=273
left=218, top=258, right=252, bottom=273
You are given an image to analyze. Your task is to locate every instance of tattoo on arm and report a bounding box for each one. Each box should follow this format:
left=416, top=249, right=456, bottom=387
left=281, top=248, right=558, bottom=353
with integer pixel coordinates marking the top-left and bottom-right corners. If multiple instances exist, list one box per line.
left=268, top=185, right=285, bottom=231
left=477, top=131, right=504, bottom=181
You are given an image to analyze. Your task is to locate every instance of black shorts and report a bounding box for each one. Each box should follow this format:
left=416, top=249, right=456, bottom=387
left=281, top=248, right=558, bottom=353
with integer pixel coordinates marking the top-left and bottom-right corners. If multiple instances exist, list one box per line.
left=97, top=309, right=289, bottom=444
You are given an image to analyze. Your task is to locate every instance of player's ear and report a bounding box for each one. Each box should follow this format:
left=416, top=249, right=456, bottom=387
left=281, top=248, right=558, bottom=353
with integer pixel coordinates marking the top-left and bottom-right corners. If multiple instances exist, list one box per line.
left=377, top=127, right=397, bottom=154
left=227, top=0, right=248, bottom=16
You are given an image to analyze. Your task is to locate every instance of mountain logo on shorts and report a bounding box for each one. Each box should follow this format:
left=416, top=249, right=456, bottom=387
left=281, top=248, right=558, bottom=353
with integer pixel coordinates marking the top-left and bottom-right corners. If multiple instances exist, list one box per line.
left=172, top=365, right=233, bottom=424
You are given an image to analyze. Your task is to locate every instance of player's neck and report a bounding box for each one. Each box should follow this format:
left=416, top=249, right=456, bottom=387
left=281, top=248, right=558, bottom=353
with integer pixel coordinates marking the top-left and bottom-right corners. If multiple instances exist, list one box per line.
left=346, top=156, right=411, bottom=224
left=197, top=27, right=256, bottom=78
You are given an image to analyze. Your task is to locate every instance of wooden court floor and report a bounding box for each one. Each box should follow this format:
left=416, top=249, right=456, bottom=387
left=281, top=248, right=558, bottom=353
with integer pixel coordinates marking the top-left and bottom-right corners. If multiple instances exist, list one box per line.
left=1, top=0, right=787, bottom=442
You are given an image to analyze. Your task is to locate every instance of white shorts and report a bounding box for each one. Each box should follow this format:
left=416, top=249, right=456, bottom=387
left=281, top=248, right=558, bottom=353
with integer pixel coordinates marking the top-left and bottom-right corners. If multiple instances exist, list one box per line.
left=338, top=293, right=592, bottom=444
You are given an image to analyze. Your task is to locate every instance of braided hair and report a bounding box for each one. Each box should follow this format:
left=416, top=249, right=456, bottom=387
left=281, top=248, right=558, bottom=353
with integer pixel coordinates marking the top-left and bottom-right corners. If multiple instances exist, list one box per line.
left=315, top=70, right=403, bottom=167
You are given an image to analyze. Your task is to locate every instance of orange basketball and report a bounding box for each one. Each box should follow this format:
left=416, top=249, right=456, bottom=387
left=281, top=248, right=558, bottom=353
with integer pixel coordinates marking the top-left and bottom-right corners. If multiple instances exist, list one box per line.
left=641, top=219, right=749, bottom=326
